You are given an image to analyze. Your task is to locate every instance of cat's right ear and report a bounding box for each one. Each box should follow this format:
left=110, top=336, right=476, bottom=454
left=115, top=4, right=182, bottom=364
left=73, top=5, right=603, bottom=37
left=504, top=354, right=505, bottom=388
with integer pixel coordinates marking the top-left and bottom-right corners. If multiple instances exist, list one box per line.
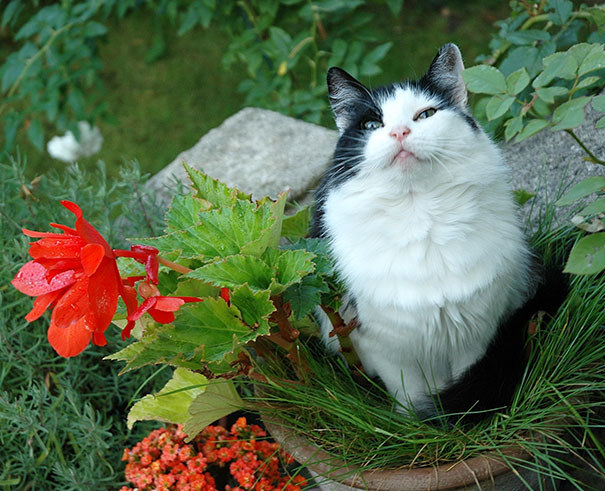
left=327, top=67, right=369, bottom=133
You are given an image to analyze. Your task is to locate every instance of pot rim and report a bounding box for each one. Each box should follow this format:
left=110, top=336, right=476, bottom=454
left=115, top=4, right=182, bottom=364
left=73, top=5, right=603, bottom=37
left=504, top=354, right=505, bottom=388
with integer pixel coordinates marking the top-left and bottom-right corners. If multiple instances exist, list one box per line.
left=263, top=416, right=530, bottom=491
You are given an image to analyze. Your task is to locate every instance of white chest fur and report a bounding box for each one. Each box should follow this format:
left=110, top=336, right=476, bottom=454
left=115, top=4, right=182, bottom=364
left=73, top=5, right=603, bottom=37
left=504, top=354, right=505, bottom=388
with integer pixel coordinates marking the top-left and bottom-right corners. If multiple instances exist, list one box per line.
left=322, top=148, right=530, bottom=409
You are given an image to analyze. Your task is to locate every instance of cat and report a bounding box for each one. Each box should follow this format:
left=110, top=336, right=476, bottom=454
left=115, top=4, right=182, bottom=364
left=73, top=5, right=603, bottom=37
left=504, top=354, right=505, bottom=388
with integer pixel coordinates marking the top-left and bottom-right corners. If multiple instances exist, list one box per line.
left=312, top=43, right=564, bottom=421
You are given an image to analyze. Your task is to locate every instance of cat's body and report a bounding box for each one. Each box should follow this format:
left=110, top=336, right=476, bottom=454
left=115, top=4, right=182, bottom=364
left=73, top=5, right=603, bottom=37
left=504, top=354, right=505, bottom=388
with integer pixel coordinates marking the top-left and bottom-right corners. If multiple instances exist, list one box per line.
left=313, top=44, right=539, bottom=417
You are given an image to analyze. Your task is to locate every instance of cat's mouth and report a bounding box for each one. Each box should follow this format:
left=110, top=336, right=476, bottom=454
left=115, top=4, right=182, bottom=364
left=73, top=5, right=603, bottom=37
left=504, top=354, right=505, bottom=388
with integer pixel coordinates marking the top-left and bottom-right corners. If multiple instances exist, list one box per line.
left=392, top=148, right=417, bottom=168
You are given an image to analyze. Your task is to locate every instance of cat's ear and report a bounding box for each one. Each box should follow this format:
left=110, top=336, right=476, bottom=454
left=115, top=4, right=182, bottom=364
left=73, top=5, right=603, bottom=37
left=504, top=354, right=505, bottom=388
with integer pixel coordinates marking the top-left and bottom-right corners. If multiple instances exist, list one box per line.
left=327, top=67, right=369, bottom=133
left=426, top=43, right=467, bottom=106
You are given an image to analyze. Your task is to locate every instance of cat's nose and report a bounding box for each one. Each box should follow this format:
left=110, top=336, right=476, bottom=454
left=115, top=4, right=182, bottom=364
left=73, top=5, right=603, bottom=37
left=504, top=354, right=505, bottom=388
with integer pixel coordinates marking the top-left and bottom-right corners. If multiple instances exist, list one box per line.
left=389, top=126, right=410, bottom=142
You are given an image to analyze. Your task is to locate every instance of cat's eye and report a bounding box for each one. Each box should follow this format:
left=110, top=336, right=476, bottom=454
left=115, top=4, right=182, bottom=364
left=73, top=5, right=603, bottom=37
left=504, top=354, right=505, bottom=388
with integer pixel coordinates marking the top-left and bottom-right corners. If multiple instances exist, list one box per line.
left=363, top=120, right=383, bottom=130
left=415, top=108, right=437, bottom=121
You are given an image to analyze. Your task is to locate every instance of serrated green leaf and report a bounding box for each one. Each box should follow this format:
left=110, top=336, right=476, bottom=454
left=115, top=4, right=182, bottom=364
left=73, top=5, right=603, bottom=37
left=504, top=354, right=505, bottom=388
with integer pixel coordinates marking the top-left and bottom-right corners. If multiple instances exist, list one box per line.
left=578, top=44, right=605, bottom=76
left=592, top=95, right=605, bottom=113
left=536, top=86, right=568, bottom=104
left=127, top=368, right=208, bottom=429
left=183, top=379, right=244, bottom=441
left=174, top=278, right=219, bottom=298
left=286, top=238, right=334, bottom=276
left=504, top=115, right=524, bottom=142
left=165, top=194, right=212, bottom=231
left=138, top=200, right=277, bottom=259
left=556, top=177, right=605, bottom=206
left=515, top=119, right=550, bottom=142
left=486, top=95, right=515, bottom=120
left=263, top=248, right=316, bottom=294
left=462, top=65, right=507, bottom=95
left=259, top=191, right=288, bottom=248
left=506, top=68, right=530, bottom=95
left=569, top=43, right=596, bottom=66
left=580, top=197, right=605, bottom=216
left=551, top=97, right=590, bottom=130
left=533, top=52, right=578, bottom=88
left=596, top=116, right=605, bottom=129
left=283, top=274, right=329, bottom=320
left=184, top=163, right=251, bottom=207
left=281, top=206, right=311, bottom=241
left=171, top=297, right=269, bottom=364
left=564, top=232, right=605, bottom=275
left=188, top=254, right=273, bottom=291
left=230, top=284, right=275, bottom=330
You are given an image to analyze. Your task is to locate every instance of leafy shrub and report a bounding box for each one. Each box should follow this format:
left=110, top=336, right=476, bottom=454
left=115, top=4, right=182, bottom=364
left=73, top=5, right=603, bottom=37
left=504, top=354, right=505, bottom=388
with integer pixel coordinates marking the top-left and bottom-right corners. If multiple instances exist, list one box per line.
left=462, top=0, right=605, bottom=274
left=1, top=0, right=402, bottom=155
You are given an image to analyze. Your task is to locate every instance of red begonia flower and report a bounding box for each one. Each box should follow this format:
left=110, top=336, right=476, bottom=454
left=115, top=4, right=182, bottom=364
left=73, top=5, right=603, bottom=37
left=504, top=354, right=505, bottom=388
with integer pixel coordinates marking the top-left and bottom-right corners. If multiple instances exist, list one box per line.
left=122, top=295, right=202, bottom=339
left=114, top=245, right=160, bottom=285
left=11, top=201, right=135, bottom=357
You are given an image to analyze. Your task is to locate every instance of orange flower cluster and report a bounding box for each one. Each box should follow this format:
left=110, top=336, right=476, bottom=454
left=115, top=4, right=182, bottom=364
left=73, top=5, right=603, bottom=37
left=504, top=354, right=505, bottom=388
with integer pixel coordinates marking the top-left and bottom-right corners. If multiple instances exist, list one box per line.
left=120, top=418, right=307, bottom=491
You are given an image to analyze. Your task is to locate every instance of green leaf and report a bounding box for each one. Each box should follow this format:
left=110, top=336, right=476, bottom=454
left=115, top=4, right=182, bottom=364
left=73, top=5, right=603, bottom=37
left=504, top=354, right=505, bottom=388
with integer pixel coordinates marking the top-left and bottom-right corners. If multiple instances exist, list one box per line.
left=287, top=237, right=334, bottom=275
left=259, top=191, right=288, bottom=248
left=462, top=65, right=507, bottom=95
left=551, top=97, right=590, bottom=131
left=533, top=52, right=578, bottom=88
left=486, top=95, right=515, bottom=121
left=556, top=177, right=605, bottom=206
left=513, top=189, right=536, bottom=206
left=183, top=379, right=244, bottom=441
left=283, top=274, right=329, bottom=320
left=165, top=194, right=212, bottom=231
left=548, top=0, right=573, bottom=25
left=515, top=119, right=550, bottom=142
left=385, top=0, right=403, bottom=16
left=504, top=115, right=524, bottom=142
left=564, top=233, right=605, bottom=275
left=360, top=42, right=392, bottom=77
left=230, top=284, right=275, bottom=331
left=26, top=120, right=44, bottom=151
left=505, top=29, right=550, bottom=45
left=586, top=6, right=605, bottom=26
left=127, top=368, right=208, bottom=429
left=576, top=76, right=599, bottom=90
left=83, top=21, right=107, bottom=37
left=265, top=248, right=316, bottom=294
left=281, top=206, right=311, bottom=241
left=171, top=297, right=269, bottom=363
left=536, top=86, right=568, bottom=104
left=596, top=116, right=605, bottom=129
left=580, top=197, right=605, bottom=216
left=188, top=254, right=273, bottom=291
left=174, top=278, right=219, bottom=298
left=578, top=44, right=605, bottom=76
left=506, top=68, right=530, bottom=95
left=184, top=163, right=251, bottom=207
left=592, top=95, right=605, bottom=113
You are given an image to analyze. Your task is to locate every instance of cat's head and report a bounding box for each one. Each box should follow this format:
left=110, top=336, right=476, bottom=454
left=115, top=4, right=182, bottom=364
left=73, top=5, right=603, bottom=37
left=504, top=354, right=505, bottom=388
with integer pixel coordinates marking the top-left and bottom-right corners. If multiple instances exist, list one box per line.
left=327, top=43, right=480, bottom=177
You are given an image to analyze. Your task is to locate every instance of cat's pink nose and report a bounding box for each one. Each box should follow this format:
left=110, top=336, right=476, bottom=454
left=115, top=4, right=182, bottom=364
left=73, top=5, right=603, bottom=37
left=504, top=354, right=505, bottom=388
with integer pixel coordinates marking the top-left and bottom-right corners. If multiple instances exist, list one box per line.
left=389, top=126, right=410, bottom=141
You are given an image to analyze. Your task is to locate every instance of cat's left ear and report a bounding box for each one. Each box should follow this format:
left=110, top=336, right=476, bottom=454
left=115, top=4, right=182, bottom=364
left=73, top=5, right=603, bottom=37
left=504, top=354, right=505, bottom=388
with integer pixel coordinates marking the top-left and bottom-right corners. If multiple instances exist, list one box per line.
left=426, top=43, right=467, bottom=107
left=327, top=67, right=370, bottom=133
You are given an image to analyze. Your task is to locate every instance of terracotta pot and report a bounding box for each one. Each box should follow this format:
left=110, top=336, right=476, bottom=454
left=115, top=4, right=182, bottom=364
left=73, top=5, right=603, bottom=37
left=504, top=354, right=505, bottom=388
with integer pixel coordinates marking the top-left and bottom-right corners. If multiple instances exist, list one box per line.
left=262, top=417, right=553, bottom=491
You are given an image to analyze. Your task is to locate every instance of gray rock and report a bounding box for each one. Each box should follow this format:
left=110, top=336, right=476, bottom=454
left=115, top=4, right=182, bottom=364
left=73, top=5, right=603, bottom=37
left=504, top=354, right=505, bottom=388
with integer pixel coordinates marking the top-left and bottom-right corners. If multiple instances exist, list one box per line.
left=146, top=107, right=338, bottom=204
left=504, top=95, right=605, bottom=224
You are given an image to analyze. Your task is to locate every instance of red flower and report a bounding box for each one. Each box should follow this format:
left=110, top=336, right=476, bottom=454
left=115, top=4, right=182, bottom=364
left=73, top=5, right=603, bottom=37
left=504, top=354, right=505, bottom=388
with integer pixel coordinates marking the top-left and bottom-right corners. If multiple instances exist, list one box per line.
left=11, top=201, right=134, bottom=357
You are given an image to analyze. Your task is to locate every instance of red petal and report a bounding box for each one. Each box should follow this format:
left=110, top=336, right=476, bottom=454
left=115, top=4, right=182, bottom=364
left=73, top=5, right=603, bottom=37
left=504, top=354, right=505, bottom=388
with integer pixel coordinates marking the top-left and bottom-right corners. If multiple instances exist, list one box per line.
left=51, top=278, right=89, bottom=329
left=87, top=259, right=120, bottom=332
left=131, top=244, right=159, bottom=255
left=128, top=297, right=157, bottom=322
left=149, top=308, right=175, bottom=324
left=92, top=330, right=107, bottom=347
left=12, top=261, right=76, bottom=296
left=121, top=320, right=136, bottom=341
left=48, top=317, right=91, bottom=357
left=80, top=243, right=105, bottom=275
left=29, top=236, right=86, bottom=259
left=145, top=254, right=159, bottom=285
left=220, top=287, right=230, bottom=304
left=153, top=296, right=186, bottom=312
left=61, top=201, right=113, bottom=257
left=22, top=228, right=72, bottom=238
left=122, top=275, right=145, bottom=286
left=25, top=290, right=62, bottom=322
left=50, top=223, right=78, bottom=235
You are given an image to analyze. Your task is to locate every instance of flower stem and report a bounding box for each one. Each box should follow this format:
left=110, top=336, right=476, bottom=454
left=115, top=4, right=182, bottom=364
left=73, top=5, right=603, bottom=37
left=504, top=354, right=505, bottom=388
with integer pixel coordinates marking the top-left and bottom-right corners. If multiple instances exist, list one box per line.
left=157, top=256, right=192, bottom=274
left=565, top=129, right=605, bottom=166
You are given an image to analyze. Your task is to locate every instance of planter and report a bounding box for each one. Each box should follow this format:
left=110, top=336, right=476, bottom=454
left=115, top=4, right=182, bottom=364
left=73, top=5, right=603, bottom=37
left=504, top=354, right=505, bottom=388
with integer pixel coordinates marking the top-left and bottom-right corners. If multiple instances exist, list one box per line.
left=262, top=417, right=557, bottom=491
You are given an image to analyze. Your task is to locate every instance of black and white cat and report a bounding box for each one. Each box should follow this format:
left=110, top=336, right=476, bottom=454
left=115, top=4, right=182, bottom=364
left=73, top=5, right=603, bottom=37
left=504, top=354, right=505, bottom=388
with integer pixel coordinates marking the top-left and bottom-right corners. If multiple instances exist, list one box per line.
left=313, top=44, right=561, bottom=420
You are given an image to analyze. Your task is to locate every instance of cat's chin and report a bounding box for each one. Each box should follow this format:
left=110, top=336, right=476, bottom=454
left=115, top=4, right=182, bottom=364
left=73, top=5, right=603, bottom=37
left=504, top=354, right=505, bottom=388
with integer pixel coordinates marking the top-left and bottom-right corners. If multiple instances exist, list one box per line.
left=392, top=149, right=417, bottom=171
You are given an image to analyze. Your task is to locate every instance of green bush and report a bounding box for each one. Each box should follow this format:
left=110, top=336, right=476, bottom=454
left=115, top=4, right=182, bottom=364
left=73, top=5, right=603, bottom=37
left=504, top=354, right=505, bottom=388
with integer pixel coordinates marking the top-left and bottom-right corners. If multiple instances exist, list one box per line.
left=0, top=155, right=169, bottom=489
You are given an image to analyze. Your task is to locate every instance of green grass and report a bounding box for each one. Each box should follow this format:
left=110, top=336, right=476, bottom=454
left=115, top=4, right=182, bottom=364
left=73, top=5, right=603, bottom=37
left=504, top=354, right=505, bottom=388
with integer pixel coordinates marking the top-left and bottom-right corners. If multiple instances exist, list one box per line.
left=252, top=220, right=605, bottom=487
left=3, top=1, right=509, bottom=179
